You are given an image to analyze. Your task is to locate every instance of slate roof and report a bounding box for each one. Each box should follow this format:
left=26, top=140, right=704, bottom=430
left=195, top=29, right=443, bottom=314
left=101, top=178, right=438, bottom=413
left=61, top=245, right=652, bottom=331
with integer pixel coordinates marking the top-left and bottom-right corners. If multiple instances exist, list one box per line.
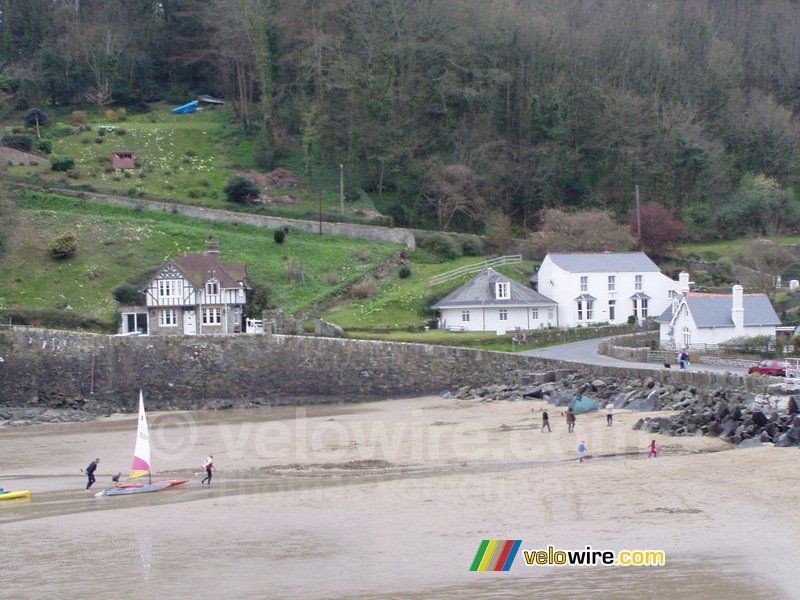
left=656, top=293, right=780, bottom=328
left=172, top=253, right=248, bottom=290
left=432, top=268, right=556, bottom=309
left=547, top=252, right=660, bottom=273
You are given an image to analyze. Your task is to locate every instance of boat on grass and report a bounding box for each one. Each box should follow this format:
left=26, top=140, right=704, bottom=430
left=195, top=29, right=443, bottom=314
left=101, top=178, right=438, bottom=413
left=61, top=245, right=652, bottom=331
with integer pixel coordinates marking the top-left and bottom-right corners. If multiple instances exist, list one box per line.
left=96, top=391, right=187, bottom=498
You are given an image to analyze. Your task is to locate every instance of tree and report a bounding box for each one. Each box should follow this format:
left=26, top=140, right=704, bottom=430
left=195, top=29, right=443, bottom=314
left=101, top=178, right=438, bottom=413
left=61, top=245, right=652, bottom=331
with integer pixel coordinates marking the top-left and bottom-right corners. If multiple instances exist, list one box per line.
left=223, top=176, right=260, bottom=203
left=733, top=239, right=798, bottom=297
left=526, top=208, right=635, bottom=259
left=422, top=163, right=486, bottom=231
left=629, top=201, right=688, bottom=256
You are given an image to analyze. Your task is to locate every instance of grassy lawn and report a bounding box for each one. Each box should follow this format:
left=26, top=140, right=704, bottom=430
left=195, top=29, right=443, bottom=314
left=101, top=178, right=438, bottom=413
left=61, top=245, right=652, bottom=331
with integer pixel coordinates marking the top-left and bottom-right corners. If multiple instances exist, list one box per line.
left=5, top=104, right=381, bottom=222
left=322, top=255, right=537, bottom=330
left=0, top=190, right=402, bottom=327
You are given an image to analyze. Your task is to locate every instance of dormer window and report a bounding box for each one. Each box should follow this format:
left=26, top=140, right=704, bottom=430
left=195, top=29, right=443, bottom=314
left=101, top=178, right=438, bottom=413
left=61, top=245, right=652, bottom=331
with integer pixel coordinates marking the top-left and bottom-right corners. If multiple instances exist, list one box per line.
left=496, top=281, right=510, bottom=299
left=206, top=280, right=219, bottom=296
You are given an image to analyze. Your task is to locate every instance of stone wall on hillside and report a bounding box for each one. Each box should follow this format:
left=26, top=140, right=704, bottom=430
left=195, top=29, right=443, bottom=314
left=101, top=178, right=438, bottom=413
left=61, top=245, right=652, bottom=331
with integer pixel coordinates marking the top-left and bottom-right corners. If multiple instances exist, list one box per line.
left=83, top=192, right=416, bottom=250
left=0, top=327, right=761, bottom=411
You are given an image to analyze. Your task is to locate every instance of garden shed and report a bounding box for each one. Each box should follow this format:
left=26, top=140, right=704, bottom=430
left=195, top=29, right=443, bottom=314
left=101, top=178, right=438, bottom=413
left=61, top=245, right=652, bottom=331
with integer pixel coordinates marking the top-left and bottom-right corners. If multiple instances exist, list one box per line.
left=112, top=151, right=135, bottom=169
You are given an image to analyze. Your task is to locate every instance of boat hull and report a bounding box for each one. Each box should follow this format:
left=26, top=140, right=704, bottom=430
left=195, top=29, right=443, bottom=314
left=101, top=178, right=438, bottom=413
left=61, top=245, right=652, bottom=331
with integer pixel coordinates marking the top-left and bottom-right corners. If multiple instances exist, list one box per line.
left=0, top=490, right=31, bottom=500
left=96, top=482, right=171, bottom=497
left=115, top=479, right=187, bottom=488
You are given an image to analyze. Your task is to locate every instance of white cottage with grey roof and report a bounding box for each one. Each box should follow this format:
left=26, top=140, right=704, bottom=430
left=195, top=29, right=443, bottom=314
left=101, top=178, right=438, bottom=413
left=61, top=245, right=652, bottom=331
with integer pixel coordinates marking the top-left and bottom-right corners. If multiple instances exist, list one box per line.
left=535, top=252, right=678, bottom=328
left=657, top=273, right=780, bottom=348
left=432, top=268, right=558, bottom=332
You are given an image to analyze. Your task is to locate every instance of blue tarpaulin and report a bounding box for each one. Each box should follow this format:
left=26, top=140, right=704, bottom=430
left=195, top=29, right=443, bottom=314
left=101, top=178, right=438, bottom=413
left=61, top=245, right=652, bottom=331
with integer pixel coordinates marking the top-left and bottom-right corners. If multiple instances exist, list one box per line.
left=171, top=101, right=198, bottom=114
left=572, top=394, right=599, bottom=414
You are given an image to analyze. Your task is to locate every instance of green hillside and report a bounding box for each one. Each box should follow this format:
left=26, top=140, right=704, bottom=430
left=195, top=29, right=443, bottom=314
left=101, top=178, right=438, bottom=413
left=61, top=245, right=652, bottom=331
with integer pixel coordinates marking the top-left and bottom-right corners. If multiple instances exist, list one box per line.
left=0, top=188, right=402, bottom=330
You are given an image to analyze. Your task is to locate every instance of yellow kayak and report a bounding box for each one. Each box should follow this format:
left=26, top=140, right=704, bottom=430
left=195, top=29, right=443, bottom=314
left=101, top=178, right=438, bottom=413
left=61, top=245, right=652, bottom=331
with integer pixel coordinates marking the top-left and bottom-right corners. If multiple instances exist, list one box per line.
left=0, top=490, right=31, bottom=500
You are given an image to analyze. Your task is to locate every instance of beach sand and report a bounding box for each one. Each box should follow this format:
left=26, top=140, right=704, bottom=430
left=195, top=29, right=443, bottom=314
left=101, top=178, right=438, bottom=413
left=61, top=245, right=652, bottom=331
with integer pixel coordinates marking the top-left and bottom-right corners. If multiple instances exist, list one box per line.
left=1, top=396, right=798, bottom=599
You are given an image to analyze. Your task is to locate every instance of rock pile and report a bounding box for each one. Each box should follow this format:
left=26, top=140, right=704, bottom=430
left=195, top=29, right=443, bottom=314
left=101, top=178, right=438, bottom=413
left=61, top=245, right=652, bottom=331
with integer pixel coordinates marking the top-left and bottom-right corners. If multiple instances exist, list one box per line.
left=444, top=368, right=800, bottom=447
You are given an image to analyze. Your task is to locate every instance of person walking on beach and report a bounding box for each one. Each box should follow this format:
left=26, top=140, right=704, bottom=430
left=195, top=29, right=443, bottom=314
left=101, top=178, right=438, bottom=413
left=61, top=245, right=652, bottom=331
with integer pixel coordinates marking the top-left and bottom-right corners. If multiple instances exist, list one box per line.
left=679, top=350, right=690, bottom=370
left=201, top=455, right=215, bottom=485
left=648, top=440, right=657, bottom=458
left=84, top=458, right=99, bottom=489
left=541, top=410, right=551, bottom=432
left=578, top=441, right=587, bottom=463
left=566, top=407, right=576, bottom=433
left=606, top=401, right=614, bottom=426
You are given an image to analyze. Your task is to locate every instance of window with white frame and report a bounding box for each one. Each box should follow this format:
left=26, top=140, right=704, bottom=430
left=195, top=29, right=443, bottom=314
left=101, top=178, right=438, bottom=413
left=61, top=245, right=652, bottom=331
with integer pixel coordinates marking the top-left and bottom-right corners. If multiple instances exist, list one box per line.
left=462, top=310, right=470, bottom=322
left=586, top=300, right=593, bottom=320
left=682, top=327, right=691, bottom=348
left=202, top=308, right=221, bottom=324
left=531, top=308, right=539, bottom=320
left=205, top=280, right=219, bottom=297
left=635, top=274, right=642, bottom=290
left=496, top=282, right=510, bottom=299
left=640, top=299, right=648, bottom=318
left=577, top=300, right=593, bottom=321
left=159, top=309, right=177, bottom=326
left=548, top=307, right=554, bottom=320
left=608, top=275, right=615, bottom=291
left=608, top=299, right=616, bottom=321
left=499, top=309, right=508, bottom=321
left=158, top=279, right=182, bottom=299
left=580, top=276, right=588, bottom=292
left=577, top=302, right=583, bottom=321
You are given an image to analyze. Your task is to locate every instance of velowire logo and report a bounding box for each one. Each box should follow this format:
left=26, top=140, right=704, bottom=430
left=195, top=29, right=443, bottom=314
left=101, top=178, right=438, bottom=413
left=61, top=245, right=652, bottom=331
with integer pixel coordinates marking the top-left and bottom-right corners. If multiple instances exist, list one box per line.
left=469, top=540, right=522, bottom=571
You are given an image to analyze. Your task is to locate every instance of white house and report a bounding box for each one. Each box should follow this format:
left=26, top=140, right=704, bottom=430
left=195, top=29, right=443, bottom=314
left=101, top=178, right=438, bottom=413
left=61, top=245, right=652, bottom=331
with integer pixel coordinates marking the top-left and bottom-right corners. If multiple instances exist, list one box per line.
left=140, top=239, right=249, bottom=336
left=657, top=273, right=780, bottom=348
left=432, top=268, right=558, bottom=332
left=535, top=252, right=678, bottom=328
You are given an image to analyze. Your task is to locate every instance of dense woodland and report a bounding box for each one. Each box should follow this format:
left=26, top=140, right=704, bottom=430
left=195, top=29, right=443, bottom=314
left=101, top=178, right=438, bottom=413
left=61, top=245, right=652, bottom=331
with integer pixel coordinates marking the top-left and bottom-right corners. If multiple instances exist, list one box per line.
left=4, top=0, right=800, bottom=241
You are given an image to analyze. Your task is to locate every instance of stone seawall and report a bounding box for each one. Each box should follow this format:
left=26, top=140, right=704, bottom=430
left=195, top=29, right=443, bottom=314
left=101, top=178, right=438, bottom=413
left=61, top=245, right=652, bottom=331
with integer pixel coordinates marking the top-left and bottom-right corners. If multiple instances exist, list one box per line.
left=0, top=328, right=760, bottom=411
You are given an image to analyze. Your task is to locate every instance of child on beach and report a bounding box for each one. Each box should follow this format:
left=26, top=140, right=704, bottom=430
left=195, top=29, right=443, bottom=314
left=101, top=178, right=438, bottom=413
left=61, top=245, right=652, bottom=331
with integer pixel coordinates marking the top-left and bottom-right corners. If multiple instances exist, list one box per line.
left=648, top=440, right=657, bottom=458
left=541, top=410, right=551, bottom=432
left=201, top=455, right=215, bottom=485
left=578, top=441, right=587, bottom=463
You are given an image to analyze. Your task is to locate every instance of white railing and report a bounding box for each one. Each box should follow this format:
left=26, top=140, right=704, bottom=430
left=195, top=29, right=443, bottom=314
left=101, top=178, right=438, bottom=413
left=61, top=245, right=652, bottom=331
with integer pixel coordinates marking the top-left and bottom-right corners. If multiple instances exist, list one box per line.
left=428, top=255, right=522, bottom=286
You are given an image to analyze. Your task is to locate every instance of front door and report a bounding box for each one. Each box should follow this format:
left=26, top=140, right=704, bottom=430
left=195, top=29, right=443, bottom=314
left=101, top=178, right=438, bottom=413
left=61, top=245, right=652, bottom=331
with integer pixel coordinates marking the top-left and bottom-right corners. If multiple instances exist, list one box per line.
left=183, top=310, right=197, bottom=335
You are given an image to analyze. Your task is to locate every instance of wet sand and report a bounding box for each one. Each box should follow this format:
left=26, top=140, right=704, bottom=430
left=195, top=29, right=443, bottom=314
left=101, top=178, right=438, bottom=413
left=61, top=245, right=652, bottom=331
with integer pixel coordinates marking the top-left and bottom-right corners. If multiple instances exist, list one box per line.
left=1, top=397, right=798, bottom=599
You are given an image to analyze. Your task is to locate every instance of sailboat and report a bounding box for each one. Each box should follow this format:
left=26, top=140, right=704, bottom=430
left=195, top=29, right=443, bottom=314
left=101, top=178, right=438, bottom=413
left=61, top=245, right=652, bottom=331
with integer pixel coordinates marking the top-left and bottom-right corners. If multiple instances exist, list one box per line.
left=96, top=391, right=187, bottom=497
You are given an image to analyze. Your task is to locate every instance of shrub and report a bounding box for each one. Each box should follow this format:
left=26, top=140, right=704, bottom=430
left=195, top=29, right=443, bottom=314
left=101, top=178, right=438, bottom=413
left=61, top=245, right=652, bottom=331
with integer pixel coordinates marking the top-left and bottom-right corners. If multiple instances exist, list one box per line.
left=111, top=283, right=144, bottom=306
left=324, top=273, right=342, bottom=286
left=24, top=108, right=48, bottom=129
left=350, top=278, right=377, bottom=299
left=185, top=150, right=197, bottom=157
left=274, top=229, right=285, bottom=244
left=458, top=234, right=483, bottom=257
left=415, top=232, right=463, bottom=261
left=224, top=176, right=260, bottom=204
left=71, top=110, right=86, bottom=124
left=97, top=128, right=106, bottom=136
left=50, top=156, right=75, bottom=172
left=2, top=133, right=33, bottom=151
left=353, top=248, right=371, bottom=261
left=115, top=127, right=127, bottom=136
left=95, top=136, right=104, bottom=144
left=284, top=256, right=305, bottom=282
left=399, top=265, right=412, bottom=278
left=50, top=233, right=77, bottom=259
left=186, top=189, right=202, bottom=198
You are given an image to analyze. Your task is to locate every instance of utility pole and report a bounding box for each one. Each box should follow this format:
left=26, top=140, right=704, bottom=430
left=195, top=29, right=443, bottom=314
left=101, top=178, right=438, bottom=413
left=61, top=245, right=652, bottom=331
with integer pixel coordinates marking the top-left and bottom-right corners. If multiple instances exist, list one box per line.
left=339, top=164, right=344, bottom=214
left=319, top=188, right=323, bottom=235
left=635, top=184, right=641, bottom=240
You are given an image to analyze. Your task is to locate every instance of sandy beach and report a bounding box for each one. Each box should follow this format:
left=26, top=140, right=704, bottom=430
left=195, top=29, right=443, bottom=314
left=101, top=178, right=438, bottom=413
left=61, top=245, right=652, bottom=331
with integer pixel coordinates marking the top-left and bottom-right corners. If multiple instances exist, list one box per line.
left=1, top=396, right=798, bottom=599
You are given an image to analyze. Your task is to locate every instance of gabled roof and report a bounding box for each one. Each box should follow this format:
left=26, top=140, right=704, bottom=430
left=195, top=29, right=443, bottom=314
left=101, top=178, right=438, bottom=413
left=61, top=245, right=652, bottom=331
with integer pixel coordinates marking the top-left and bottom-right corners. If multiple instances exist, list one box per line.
left=433, top=268, right=556, bottom=309
left=546, top=252, right=660, bottom=273
left=657, top=293, right=780, bottom=328
left=171, top=252, right=248, bottom=290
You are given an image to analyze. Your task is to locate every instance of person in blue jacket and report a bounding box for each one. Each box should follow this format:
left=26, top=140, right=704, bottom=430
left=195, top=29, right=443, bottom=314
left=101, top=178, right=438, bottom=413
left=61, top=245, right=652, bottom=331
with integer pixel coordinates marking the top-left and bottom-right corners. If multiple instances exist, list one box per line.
left=85, top=458, right=100, bottom=489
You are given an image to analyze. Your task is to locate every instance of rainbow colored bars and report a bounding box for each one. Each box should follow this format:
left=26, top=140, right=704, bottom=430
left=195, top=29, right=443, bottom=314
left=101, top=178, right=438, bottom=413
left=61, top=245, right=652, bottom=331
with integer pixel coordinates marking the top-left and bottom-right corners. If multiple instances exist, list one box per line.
left=470, top=540, right=522, bottom=571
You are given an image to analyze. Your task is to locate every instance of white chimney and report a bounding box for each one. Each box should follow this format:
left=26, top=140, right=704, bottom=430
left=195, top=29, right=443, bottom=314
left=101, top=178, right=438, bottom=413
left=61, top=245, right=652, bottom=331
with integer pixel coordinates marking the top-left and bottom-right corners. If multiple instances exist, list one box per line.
left=678, top=271, right=691, bottom=293
left=732, top=283, right=744, bottom=330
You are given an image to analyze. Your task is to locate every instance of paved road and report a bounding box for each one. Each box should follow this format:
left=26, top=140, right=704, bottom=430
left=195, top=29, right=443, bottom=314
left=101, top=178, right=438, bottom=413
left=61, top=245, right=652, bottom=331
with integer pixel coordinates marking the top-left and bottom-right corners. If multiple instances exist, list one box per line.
left=520, top=336, right=750, bottom=375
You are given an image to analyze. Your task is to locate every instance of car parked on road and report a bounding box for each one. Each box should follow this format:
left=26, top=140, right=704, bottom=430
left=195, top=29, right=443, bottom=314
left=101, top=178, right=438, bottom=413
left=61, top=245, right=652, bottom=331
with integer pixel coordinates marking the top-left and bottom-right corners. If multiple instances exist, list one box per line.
left=747, top=360, right=788, bottom=377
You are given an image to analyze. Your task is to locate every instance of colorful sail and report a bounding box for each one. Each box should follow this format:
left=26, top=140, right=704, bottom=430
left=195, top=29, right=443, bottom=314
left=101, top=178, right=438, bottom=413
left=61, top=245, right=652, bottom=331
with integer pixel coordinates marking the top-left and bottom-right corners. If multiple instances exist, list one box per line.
left=129, top=390, right=151, bottom=479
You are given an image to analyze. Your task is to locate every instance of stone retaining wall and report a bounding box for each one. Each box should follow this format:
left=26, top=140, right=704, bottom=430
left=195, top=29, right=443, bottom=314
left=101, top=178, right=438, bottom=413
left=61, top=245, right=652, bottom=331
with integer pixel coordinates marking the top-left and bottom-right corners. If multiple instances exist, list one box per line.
left=0, top=327, right=762, bottom=410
